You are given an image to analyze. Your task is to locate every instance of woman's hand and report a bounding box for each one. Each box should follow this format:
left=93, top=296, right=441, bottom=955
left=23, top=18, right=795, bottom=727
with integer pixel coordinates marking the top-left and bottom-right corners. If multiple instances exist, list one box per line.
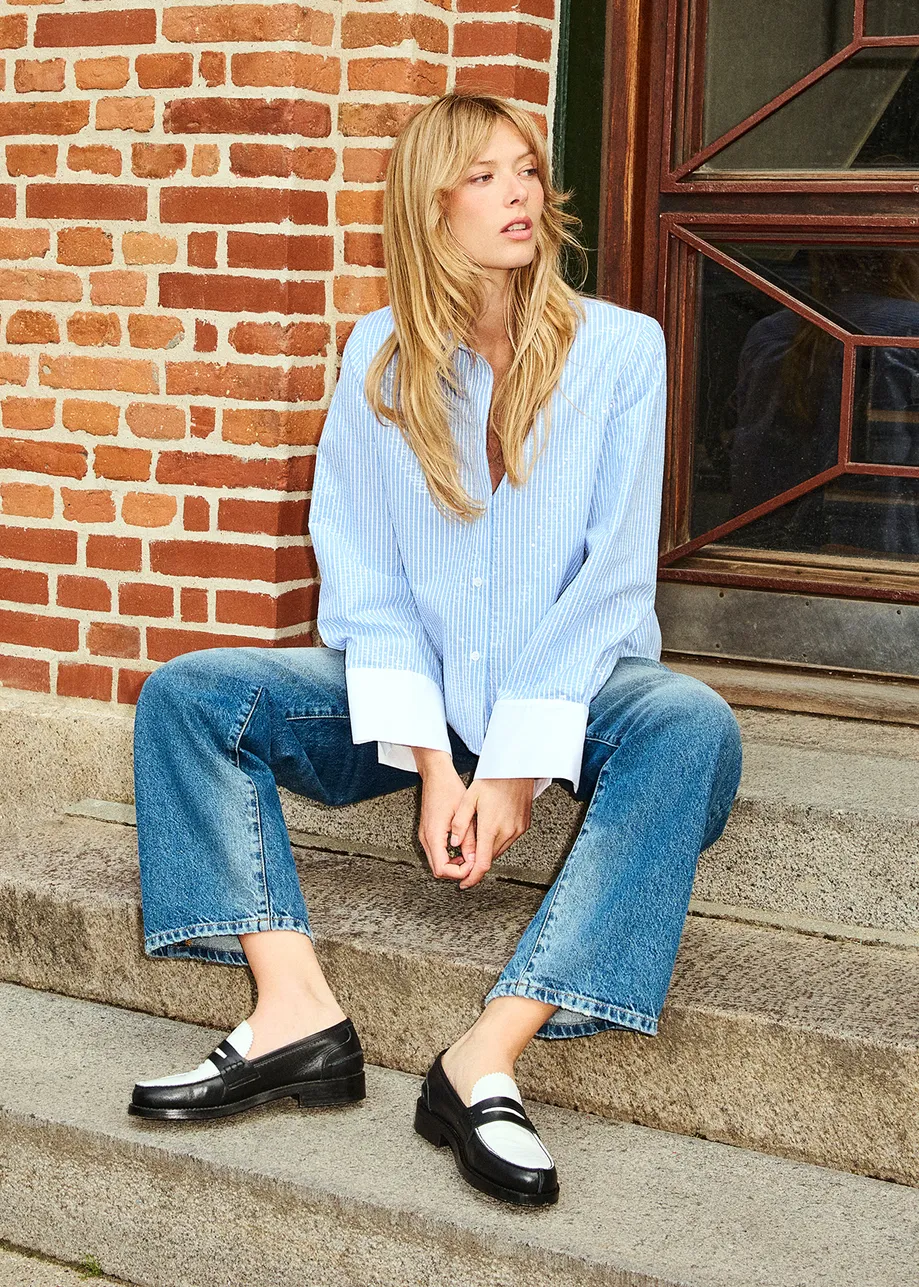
left=449, top=778, right=534, bottom=890
left=414, top=753, right=478, bottom=883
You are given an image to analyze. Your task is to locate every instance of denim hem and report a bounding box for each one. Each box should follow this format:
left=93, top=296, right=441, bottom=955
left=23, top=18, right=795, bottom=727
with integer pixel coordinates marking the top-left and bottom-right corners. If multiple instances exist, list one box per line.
left=144, top=916, right=313, bottom=967
left=483, top=980, right=659, bottom=1040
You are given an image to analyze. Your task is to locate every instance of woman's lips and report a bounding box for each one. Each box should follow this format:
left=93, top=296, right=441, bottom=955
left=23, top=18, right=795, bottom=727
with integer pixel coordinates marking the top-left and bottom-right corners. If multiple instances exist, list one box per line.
left=500, top=222, right=533, bottom=240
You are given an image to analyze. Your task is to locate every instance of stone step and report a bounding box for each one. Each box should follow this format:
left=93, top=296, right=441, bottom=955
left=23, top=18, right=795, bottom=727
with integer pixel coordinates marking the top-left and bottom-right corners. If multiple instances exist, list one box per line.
left=1, top=686, right=917, bottom=932
left=2, top=982, right=917, bottom=1287
left=0, top=812, right=915, bottom=1186
left=0, top=1244, right=127, bottom=1287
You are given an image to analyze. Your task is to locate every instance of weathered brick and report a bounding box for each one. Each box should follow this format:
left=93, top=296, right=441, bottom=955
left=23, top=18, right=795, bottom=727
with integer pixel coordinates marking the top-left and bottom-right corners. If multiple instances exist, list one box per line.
left=0, top=268, right=82, bottom=303
left=58, top=574, right=112, bottom=612
left=57, top=227, right=113, bottom=266
left=7, top=310, right=60, bottom=345
left=159, top=270, right=324, bottom=315
left=348, top=58, right=446, bottom=96
left=0, top=567, right=48, bottom=606
left=195, top=320, right=217, bottom=352
left=85, top=533, right=142, bottom=571
left=160, top=186, right=326, bottom=226
left=0, top=653, right=50, bottom=694
left=162, top=6, right=334, bottom=46
left=183, top=494, right=210, bottom=531
left=26, top=183, right=146, bottom=221
left=5, top=145, right=57, bottom=177
left=0, top=481, right=55, bottom=519
left=136, top=53, right=194, bottom=89
left=61, top=487, right=116, bottom=524
left=2, top=397, right=56, bottom=431
left=164, top=97, right=330, bottom=138
left=231, top=51, right=339, bottom=92
left=228, top=319, right=328, bottom=358
left=88, top=619, right=140, bottom=658
left=58, top=663, right=114, bottom=702
left=122, top=232, right=178, bottom=265
left=0, top=102, right=89, bottom=137
left=66, top=311, right=121, bottom=347
left=119, top=581, right=174, bottom=618
left=222, top=406, right=322, bottom=447
left=40, top=354, right=158, bottom=394
left=34, top=10, right=158, bottom=50
left=226, top=231, right=333, bottom=272
left=0, top=436, right=87, bottom=479
left=218, top=495, right=308, bottom=537
left=179, top=586, right=208, bottom=622
left=67, top=145, right=122, bottom=177
left=148, top=625, right=267, bottom=661
left=121, top=491, right=178, bottom=528
left=14, top=58, right=66, bottom=94
left=93, top=444, right=152, bottom=481
left=156, top=450, right=312, bottom=492
left=62, top=399, right=120, bottom=436
left=128, top=313, right=184, bottom=349
left=75, top=57, right=130, bottom=91
left=0, top=607, right=79, bottom=651
left=118, top=668, right=153, bottom=704
left=88, top=266, right=146, bottom=305
left=126, top=401, right=185, bottom=440
left=132, top=143, right=186, bottom=179
left=96, top=97, right=156, bottom=132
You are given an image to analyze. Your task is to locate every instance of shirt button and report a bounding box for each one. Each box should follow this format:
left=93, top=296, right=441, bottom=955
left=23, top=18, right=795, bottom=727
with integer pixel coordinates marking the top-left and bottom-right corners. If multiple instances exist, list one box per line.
left=472, top=576, right=483, bottom=586
left=470, top=650, right=480, bottom=661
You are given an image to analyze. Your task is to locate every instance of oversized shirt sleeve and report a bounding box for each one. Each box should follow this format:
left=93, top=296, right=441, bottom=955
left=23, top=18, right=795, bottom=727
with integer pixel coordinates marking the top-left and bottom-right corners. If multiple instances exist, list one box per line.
left=308, top=324, right=451, bottom=773
left=472, top=316, right=667, bottom=798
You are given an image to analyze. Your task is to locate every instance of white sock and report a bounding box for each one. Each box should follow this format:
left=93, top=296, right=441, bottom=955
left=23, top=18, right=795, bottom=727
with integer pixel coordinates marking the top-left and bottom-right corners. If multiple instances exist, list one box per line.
left=135, top=1019, right=254, bottom=1087
left=469, top=1072, right=554, bottom=1170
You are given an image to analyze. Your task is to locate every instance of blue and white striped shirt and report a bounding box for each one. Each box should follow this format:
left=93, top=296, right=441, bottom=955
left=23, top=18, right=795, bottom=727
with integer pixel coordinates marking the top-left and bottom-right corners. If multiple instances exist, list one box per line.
left=308, top=296, right=667, bottom=800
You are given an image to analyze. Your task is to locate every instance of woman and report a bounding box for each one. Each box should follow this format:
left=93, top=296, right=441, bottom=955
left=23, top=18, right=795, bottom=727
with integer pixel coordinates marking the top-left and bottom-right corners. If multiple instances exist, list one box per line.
left=128, top=91, right=742, bottom=1209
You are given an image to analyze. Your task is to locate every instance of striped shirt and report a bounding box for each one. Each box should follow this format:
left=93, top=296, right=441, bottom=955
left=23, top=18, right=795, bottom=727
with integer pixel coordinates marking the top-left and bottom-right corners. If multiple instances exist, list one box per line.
left=308, top=296, right=667, bottom=800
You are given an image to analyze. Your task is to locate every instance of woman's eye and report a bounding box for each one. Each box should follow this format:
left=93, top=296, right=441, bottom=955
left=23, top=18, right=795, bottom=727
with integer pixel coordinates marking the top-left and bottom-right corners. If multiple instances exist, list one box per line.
left=471, top=173, right=491, bottom=183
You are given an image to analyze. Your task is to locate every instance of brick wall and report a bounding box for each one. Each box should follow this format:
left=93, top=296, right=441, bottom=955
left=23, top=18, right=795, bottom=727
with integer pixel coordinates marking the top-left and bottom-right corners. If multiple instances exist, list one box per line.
left=0, top=1, right=561, bottom=705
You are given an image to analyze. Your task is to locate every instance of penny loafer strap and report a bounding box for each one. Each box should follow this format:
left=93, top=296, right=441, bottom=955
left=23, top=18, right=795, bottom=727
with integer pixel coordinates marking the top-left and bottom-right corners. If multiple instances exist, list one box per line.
left=209, top=1038, right=246, bottom=1073
left=466, top=1095, right=538, bottom=1134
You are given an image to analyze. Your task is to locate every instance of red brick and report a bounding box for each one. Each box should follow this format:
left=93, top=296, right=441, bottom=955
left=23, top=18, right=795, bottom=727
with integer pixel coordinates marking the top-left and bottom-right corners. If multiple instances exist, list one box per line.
left=189, top=405, right=215, bottom=438
left=218, top=496, right=308, bottom=536
left=0, top=436, right=87, bottom=479
left=26, top=183, right=146, bottom=221
left=34, top=10, right=158, bottom=49
left=58, top=574, right=111, bottom=612
left=453, top=19, right=552, bottom=60
left=165, top=360, right=322, bottom=403
left=228, top=320, right=328, bottom=358
left=150, top=538, right=309, bottom=583
left=88, top=620, right=140, bottom=658
left=0, top=525, right=77, bottom=566
left=0, top=608, right=79, bottom=651
left=75, top=56, right=130, bottom=91
left=156, top=450, right=312, bottom=492
left=119, top=581, right=173, bottom=618
left=0, top=567, right=48, bottom=605
left=0, top=653, right=50, bottom=694
left=0, top=14, right=27, bottom=51
left=58, top=662, right=113, bottom=702
left=63, top=399, right=120, bottom=436
left=456, top=0, right=553, bottom=14
left=15, top=58, right=66, bottom=94
left=342, top=12, right=448, bottom=54
left=85, top=533, right=142, bottom=571
left=0, top=268, right=81, bottom=303
left=226, top=231, right=332, bottom=272
left=132, top=143, right=186, bottom=179
left=117, top=668, right=152, bottom=704
left=347, top=58, right=446, bottom=96
left=61, top=487, right=116, bottom=524
left=162, top=7, right=334, bottom=45
left=195, top=319, right=217, bottom=352
left=93, top=444, right=151, bottom=480
left=159, top=186, right=326, bottom=226
left=187, top=231, right=217, bottom=267
left=67, top=144, right=122, bottom=176
left=222, top=407, right=321, bottom=447
left=159, top=270, right=324, bottom=315
left=147, top=626, right=267, bottom=662
left=66, top=311, right=120, bottom=347
left=0, top=102, right=89, bottom=138
left=164, top=98, right=330, bottom=139
left=183, top=494, right=210, bottom=531
left=6, top=310, right=59, bottom=344
left=0, top=227, right=50, bottom=258
left=455, top=63, right=550, bottom=106
left=40, top=354, right=158, bottom=394
left=180, top=586, right=208, bottom=623
left=0, top=481, right=54, bottom=518
left=57, top=227, right=114, bottom=266
left=136, top=53, right=194, bottom=89
left=216, top=585, right=313, bottom=629
left=5, top=145, right=57, bottom=178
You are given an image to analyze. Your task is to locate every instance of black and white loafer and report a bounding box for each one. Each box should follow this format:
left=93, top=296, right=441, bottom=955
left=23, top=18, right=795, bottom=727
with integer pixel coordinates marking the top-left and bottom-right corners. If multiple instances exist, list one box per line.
left=129, top=1017, right=366, bottom=1121
left=414, top=1051, right=559, bottom=1206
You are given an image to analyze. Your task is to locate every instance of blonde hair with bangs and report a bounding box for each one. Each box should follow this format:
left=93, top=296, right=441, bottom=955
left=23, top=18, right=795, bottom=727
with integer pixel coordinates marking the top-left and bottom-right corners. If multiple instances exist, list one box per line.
left=364, top=91, right=590, bottom=524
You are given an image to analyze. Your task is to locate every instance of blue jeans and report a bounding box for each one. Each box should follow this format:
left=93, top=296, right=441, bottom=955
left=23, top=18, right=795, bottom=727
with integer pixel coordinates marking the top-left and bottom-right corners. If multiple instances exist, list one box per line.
left=133, top=648, right=742, bottom=1040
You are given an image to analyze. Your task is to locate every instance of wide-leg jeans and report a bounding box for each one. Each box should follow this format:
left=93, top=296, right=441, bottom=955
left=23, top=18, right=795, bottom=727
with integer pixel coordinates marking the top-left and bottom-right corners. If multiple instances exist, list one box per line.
left=133, top=646, right=742, bottom=1040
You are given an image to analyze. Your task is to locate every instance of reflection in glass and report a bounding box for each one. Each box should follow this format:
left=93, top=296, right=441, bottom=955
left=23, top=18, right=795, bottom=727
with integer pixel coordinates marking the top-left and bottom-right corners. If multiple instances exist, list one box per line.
left=852, top=345, right=919, bottom=465
left=692, top=256, right=843, bottom=539
left=712, top=476, right=919, bottom=558
left=699, top=0, right=853, bottom=151
left=864, top=0, right=919, bottom=37
left=708, top=243, right=919, bottom=333
left=692, top=247, right=919, bottom=557
left=705, top=45, right=919, bottom=170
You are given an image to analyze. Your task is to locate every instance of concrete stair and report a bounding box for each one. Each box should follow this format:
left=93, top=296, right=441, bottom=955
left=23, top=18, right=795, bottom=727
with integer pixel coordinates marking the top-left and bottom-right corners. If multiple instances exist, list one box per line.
left=0, top=809, right=916, bottom=1188
left=2, top=982, right=917, bottom=1287
left=0, top=684, right=917, bottom=1284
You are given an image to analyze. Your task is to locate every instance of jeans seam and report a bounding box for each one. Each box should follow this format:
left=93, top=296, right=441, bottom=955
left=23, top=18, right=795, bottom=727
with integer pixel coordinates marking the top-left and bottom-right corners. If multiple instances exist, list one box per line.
left=509, top=752, right=616, bottom=992
left=232, top=685, right=272, bottom=923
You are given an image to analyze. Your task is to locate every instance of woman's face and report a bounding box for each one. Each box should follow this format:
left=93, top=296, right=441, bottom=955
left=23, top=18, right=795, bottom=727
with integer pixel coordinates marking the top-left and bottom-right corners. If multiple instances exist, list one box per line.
left=443, top=119, right=545, bottom=276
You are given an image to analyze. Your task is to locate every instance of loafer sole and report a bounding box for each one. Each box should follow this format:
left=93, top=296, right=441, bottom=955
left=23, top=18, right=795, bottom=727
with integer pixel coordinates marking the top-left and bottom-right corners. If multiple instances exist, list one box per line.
left=129, top=1070, right=366, bottom=1121
left=414, top=1097, right=559, bottom=1207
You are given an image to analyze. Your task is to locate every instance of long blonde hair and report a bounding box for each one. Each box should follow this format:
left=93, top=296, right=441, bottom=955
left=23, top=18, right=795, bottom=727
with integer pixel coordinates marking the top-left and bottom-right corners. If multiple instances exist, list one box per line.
left=364, top=91, right=589, bottom=523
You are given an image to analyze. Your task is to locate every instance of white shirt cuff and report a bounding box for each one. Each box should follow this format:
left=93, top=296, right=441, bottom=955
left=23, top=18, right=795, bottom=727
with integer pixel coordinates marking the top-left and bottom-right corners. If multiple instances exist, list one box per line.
left=472, top=698, right=589, bottom=795
left=345, top=667, right=451, bottom=769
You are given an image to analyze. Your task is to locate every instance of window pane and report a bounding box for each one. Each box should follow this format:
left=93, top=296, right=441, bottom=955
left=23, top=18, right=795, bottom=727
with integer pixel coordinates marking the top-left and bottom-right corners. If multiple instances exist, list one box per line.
left=700, top=0, right=854, bottom=150
left=852, top=345, right=919, bottom=464
left=691, top=255, right=844, bottom=539
left=864, top=0, right=919, bottom=37
left=712, top=476, right=919, bottom=558
left=707, top=243, right=919, bottom=336
left=704, top=46, right=919, bottom=171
